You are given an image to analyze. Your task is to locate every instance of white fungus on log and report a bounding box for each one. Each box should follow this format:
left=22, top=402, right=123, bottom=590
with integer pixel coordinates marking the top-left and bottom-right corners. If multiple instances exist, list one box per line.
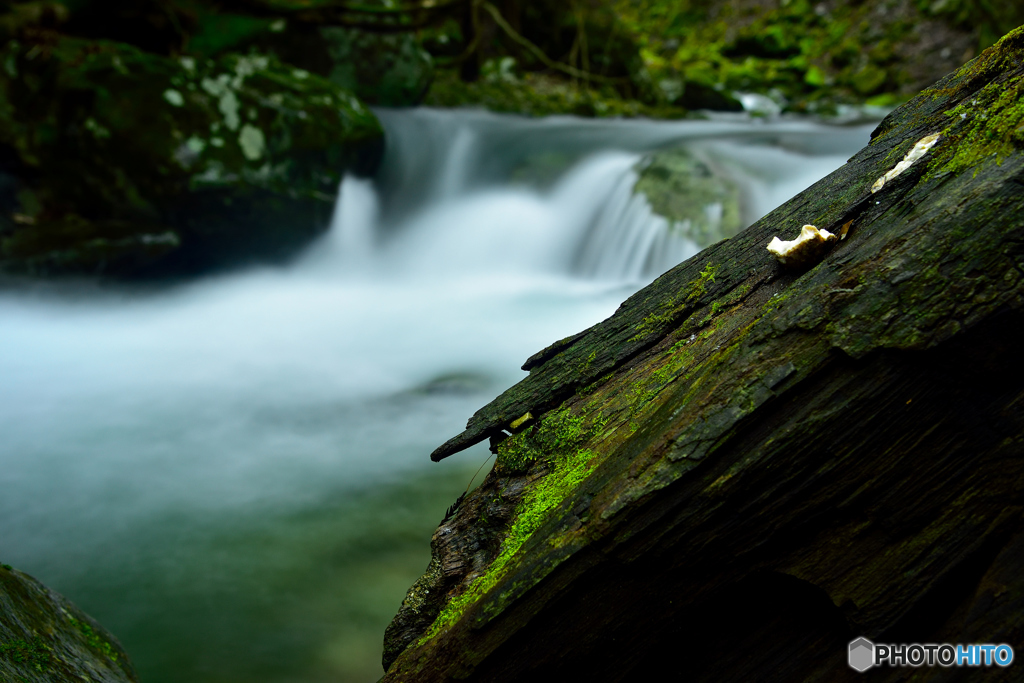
left=766, top=224, right=838, bottom=268
left=871, top=133, right=941, bottom=193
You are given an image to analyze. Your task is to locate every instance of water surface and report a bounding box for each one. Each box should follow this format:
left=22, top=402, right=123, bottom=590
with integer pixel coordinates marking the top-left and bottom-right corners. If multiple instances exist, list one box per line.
left=0, top=108, right=874, bottom=682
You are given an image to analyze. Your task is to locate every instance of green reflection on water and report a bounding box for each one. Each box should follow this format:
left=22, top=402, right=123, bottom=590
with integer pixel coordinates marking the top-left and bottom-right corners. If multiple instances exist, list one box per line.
left=81, top=462, right=482, bottom=683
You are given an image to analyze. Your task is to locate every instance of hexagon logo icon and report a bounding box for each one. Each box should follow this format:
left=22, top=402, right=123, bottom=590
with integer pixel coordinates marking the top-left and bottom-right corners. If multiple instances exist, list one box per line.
left=849, top=637, right=875, bottom=672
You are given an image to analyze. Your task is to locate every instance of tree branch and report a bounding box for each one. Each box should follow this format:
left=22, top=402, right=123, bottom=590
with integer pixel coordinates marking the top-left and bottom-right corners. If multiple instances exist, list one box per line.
left=479, top=1, right=627, bottom=85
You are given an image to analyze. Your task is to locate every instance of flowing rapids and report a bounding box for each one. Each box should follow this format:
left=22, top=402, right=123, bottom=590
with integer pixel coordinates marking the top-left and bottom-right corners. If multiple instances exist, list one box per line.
left=0, top=108, right=874, bottom=682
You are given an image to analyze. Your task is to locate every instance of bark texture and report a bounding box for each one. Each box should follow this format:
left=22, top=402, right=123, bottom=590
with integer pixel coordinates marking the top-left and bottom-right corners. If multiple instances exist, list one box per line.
left=0, top=565, right=139, bottom=682
left=383, top=26, right=1024, bottom=682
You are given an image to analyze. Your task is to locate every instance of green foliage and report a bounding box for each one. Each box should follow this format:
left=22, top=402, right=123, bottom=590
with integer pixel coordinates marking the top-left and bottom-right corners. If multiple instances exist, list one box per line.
left=915, top=0, right=1024, bottom=48
left=424, top=69, right=682, bottom=119
left=0, top=637, right=52, bottom=672
left=608, top=0, right=993, bottom=113
left=186, top=12, right=278, bottom=57
left=320, top=25, right=434, bottom=106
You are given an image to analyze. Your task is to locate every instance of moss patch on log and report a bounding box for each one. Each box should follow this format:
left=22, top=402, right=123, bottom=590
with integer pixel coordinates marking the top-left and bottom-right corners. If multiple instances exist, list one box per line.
left=384, top=23, right=1024, bottom=682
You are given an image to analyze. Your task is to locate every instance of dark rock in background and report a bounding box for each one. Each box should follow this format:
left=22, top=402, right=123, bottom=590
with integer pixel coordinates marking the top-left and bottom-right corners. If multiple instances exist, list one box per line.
left=0, top=29, right=383, bottom=278
left=0, top=0, right=385, bottom=279
left=318, top=26, right=434, bottom=107
left=632, top=147, right=744, bottom=250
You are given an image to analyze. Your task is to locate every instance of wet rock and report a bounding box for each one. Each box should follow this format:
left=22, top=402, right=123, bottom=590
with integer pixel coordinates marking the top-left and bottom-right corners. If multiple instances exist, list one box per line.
left=632, top=147, right=743, bottom=250
left=0, top=564, right=139, bottom=682
left=674, top=79, right=743, bottom=112
left=0, top=35, right=383, bottom=277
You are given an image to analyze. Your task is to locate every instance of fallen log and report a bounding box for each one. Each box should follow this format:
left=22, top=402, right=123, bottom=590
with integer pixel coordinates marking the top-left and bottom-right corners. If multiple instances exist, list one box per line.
left=383, top=25, right=1024, bottom=682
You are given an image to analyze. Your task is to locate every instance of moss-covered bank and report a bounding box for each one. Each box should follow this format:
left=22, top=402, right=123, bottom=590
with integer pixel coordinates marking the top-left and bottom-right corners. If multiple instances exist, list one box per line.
left=0, top=1, right=385, bottom=278
left=419, top=0, right=1024, bottom=118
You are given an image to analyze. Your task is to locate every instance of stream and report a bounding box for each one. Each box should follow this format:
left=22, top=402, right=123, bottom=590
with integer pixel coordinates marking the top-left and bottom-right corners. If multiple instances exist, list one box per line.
left=0, top=108, right=875, bottom=682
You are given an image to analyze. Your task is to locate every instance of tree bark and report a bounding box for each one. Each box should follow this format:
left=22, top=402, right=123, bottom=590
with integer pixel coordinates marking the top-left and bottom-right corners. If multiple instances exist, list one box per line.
left=383, top=25, right=1024, bottom=681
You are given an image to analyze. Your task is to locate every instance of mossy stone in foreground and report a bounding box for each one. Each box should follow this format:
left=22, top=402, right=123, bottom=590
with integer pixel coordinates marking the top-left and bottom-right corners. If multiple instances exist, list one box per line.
left=0, top=37, right=383, bottom=277
left=0, top=564, right=138, bottom=683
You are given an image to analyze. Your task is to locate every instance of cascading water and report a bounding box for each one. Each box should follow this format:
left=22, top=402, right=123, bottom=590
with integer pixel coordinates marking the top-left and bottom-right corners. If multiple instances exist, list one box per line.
left=0, top=108, right=876, bottom=683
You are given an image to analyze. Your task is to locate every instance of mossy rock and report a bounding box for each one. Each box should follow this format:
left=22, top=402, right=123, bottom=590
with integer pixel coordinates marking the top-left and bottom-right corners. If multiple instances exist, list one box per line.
left=609, top=0, right=1001, bottom=115
left=0, top=36, right=383, bottom=277
left=633, top=147, right=743, bottom=249
left=150, top=7, right=435, bottom=107
left=0, top=563, right=139, bottom=682
left=319, top=26, right=433, bottom=107
left=424, top=68, right=684, bottom=119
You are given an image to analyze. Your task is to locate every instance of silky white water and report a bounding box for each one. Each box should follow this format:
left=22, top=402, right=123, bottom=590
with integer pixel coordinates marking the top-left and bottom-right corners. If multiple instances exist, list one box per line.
left=0, top=108, right=874, bottom=682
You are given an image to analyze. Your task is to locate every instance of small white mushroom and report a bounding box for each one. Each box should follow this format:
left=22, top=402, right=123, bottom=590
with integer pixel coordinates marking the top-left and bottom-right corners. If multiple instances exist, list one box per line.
left=871, top=133, right=941, bottom=193
left=767, top=224, right=838, bottom=268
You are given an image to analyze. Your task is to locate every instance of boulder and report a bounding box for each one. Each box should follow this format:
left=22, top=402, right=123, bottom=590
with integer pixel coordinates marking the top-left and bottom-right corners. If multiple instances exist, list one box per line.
left=0, top=35, right=383, bottom=277
left=382, top=26, right=1024, bottom=680
left=632, top=146, right=743, bottom=250
left=0, top=563, right=139, bottom=683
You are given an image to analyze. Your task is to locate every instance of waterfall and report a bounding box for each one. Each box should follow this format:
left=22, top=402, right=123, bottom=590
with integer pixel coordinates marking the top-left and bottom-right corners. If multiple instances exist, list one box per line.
left=0, top=107, right=877, bottom=683
left=316, top=108, right=875, bottom=283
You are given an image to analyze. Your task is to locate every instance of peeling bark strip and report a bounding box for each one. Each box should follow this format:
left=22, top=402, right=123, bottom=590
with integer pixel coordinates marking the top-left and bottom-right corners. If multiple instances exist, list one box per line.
left=387, top=27, right=1024, bottom=681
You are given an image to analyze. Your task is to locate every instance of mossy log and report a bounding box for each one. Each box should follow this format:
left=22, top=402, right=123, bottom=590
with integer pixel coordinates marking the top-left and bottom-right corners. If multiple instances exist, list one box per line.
left=0, top=564, right=139, bottom=682
left=382, top=26, right=1024, bottom=681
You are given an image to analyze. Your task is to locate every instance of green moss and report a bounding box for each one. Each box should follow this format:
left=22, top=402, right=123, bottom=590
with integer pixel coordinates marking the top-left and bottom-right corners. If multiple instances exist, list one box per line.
left=693, top=261, right=718, bottom=298
left=424, top=68, right=684, bottom=119
left=494, top=431, right=541, bottom=474
left=67, top=614, right=119, bottom=663
left=421, top=401, right=608, bottom=642
left=628, top=318, right=717, bottom=416
left=629, top=261, right=717, bottom=342
left=577, top=372, right=614, bottom=396
left=634, top=149, right=743, bottom=247
left=0, top=637, right=52, bottom=672
left=0, top=35, right=383, bottom=276
left=578, top=350, right=597, bottom=374
left=608, top=0, right=977, bottom=113
left=929, top=30, right=1024, bottom=177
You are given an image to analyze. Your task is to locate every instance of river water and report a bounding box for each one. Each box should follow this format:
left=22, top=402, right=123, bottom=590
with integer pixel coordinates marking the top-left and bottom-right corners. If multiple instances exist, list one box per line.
left=0, top=108, right=874, bottom=682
